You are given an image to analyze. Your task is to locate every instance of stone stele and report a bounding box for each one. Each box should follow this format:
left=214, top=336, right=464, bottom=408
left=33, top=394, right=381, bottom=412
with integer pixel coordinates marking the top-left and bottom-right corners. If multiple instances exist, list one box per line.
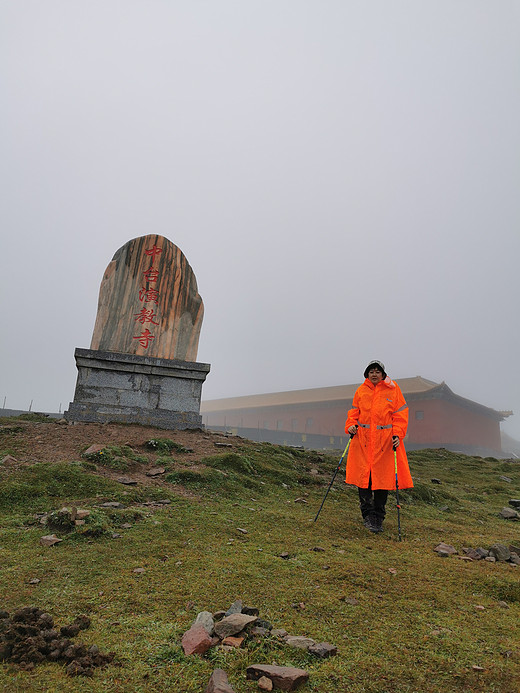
left=66, top=235, right=210, bottom=429
left=90, top=234, right=203, bottom=361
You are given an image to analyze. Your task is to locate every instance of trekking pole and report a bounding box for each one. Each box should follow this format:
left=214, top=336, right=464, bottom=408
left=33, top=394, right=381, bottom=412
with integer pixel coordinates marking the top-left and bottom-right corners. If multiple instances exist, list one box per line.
left=314, top=435, right=353, bottom=522
left=394, top=447, right=402, bottom=541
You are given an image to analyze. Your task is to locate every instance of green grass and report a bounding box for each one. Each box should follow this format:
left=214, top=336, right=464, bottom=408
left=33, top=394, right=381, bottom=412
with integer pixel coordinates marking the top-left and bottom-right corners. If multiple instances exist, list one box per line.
left=0, top=439, right=519, bottom=692
left=82, top=445, right=148, bottom=471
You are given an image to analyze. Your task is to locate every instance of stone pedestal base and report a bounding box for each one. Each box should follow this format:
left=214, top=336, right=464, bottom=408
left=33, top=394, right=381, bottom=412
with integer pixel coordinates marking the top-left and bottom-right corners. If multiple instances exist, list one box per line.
left=65, top=348, right=210, bottom=429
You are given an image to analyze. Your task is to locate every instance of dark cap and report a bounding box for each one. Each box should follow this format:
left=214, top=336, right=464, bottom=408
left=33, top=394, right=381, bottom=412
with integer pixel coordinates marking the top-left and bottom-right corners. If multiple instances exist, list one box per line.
left=364, top=360, right=387, bottom=378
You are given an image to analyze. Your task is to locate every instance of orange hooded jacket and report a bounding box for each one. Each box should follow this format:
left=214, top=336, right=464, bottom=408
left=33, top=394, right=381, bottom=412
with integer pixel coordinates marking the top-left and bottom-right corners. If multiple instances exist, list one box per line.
left=345, top=377, right=413, bottom=490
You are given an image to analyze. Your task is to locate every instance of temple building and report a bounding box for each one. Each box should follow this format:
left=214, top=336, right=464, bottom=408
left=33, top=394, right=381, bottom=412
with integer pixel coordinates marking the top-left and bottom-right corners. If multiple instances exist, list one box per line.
left=201, top=377, right=512, bottom=457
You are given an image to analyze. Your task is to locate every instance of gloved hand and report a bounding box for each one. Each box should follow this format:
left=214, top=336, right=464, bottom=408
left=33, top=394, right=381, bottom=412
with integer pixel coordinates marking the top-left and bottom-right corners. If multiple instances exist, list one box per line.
left=392, top=436, right=400, bottom=449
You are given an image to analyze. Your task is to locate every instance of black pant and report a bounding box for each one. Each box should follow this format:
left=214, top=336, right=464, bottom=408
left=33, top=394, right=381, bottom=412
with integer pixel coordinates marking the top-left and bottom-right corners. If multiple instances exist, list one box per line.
left=358, top=475, right=388, bottom=521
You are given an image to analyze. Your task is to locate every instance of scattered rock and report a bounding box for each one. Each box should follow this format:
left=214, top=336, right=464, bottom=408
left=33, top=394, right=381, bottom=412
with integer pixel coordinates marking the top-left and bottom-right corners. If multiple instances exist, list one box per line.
left=205, top=668, right=236, bottom=693
left=431, top=478, right=441, bottom=484
left=214, top=614, right=257, bottom=639
left=509, top=500, right=520, bottom=509
left=246, top=665, right=309, bottom=691
left=488, top=544, right=511, bottom=562
left=500, top=508, right=519, bottom=520
left=40, top=534, right=62, bottom=547
left=181, top=625, right=213, bottom=656
left=462, top=548, right=483, bottom=561
left=1, top=454, right=18, bottom=466
left=236, top=528, right=248, bottom=534
left=83, top=444, right=105, bottom=456
left=116, top=477, right=137, bottom=486
left=271, top=628, right=288, bottom=639
left=434, top=542, right=457, bottom=555
left=222, top=635, right=245, bottom=648
left=284, top=635, right=316, bottom=651
left=225, top=600, right=243, bottom=616
left=146, top=467, right=166, bottom=477
left=499, top=476, right=512, bottom=483
left=249, top=626, right=269, bottom=638
left=258, top=675, right=274, bottom=691
left=308, top=642, right=338, bottom=658
left=194, top=611, right=215, bottom=635
left=279, top=552, right=290, bottom=560
left=340, top=596, right=359, bottom=605
left=311, top=546, right=325, bottom=552
left=474, top=548, right=489, bottom=559
left=99, top=502, right=125, bottom=509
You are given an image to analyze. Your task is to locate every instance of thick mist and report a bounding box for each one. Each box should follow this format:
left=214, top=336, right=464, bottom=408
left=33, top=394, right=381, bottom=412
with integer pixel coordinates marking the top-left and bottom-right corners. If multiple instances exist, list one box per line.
left=1, top=1, right=519, bottom=440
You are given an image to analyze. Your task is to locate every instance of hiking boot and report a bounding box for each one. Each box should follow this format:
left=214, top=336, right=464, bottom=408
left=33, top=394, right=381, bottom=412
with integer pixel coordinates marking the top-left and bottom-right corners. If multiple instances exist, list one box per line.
left=363, top=514, right=376, bottom=530
left=370, top=516, right=383, bottom=534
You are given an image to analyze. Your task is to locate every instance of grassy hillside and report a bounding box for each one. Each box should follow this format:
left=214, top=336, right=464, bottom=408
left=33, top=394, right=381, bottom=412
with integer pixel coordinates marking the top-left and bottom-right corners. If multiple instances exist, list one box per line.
left=0, top=417, right=519, bottom=692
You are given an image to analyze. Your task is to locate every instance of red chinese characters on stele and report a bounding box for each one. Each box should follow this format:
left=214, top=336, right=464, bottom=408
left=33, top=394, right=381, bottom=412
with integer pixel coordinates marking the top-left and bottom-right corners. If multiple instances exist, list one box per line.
left=133, top=308, right=159, bottom=325
left=133, top=329, right=155, bottom=348
left=134, top=245, right=162, bottom=348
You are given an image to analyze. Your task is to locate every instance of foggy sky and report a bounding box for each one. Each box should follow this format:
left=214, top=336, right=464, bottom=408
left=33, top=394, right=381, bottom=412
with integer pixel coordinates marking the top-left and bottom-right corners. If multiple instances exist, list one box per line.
left=2, top=1, right=520, bottom=440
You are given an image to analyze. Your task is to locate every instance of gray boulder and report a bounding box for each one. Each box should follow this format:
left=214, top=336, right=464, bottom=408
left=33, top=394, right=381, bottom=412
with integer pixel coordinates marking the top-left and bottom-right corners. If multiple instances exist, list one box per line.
left=434, top=542, right=457, bottom=556
left=308, top=642, right=338, bottom=658
left=194, top=611, right=215, bottom=635
left=284, top=635, right=316, bottom=651
left=224, top=600, right=243, bottom=616
left=500, top=507, right=519, bottom=520
left=488, top=544, right=511, bottom=562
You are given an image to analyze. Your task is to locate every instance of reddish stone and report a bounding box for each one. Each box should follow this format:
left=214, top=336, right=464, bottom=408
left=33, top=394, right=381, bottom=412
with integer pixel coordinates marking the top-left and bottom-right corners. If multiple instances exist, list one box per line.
left=181, top=625, right=212, bottom=656
left=246, top=664, right=309, bottom=691
left=221, top=635, right=245, bottom=648
left=205, top=668, right=235, bottom=692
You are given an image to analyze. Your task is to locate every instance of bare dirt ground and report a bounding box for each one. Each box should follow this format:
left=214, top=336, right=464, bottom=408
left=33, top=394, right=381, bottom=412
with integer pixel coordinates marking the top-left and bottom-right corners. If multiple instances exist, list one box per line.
left=0, top=419, right=246, bottom=489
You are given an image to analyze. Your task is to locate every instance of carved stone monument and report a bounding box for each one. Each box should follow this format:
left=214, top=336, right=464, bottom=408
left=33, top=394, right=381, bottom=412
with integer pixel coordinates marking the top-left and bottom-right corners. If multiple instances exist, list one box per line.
left=66, top=235, right=210, bottom=429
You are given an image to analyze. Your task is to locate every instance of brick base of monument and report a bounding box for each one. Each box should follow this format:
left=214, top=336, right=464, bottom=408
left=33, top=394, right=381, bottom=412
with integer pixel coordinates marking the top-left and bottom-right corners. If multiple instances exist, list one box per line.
left=65, top=348, right=211, bottom=430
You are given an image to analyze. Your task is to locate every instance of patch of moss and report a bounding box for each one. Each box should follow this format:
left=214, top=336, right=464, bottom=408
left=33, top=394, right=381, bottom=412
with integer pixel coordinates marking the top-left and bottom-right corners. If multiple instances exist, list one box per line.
left=83, top=445, right=146, bottom=471
left=0, top=461, right=121, bottom=513
left=14, top=413, right=52, bottom=423
left=145, top=439, right=191, bottom=454
left=201, top=452, right=256, bottom=475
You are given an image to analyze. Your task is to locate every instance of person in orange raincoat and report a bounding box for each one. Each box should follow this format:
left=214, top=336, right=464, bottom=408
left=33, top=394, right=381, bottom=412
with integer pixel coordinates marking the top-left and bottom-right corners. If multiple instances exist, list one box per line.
left=345, top=360, right=413, bottom=534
